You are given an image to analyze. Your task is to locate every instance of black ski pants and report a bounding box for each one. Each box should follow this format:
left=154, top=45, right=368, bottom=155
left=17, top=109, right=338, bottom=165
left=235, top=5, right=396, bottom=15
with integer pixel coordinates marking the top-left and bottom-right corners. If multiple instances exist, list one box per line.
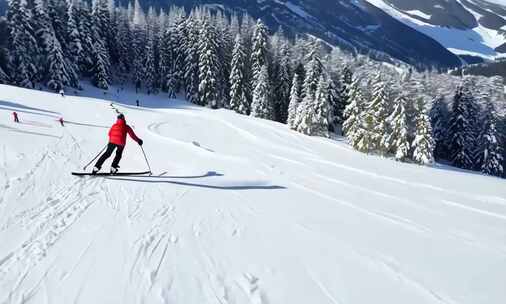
left=95, top=143, right=124, bottom=169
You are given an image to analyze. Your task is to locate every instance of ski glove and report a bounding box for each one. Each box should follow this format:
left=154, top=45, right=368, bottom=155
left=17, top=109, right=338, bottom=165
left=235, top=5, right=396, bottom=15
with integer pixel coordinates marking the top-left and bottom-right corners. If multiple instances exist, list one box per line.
left=138, top=139, right=143, bottom=146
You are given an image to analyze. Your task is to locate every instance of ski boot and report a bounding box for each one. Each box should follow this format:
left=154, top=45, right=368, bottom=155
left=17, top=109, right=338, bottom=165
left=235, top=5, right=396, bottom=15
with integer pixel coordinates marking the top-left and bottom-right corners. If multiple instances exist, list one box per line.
left=110, top=167, right=119, bottom=175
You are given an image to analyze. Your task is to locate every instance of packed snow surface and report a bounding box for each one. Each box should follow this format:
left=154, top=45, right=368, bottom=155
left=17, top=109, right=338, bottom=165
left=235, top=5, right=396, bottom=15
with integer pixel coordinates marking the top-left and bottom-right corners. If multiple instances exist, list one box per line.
left=0, top=84, right=505, bottom=303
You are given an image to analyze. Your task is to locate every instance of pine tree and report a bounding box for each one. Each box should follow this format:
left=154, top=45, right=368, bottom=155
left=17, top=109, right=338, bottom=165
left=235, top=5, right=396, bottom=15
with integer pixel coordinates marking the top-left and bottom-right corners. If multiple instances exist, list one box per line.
left=75, top=1, right=95, bottom=73
left=7, top=0, right=38, bottom=87
left=32, top=0, right=53, bottom=81
left=91, top=40, right=110, bottom=89
left=143, top=30, right=156, bottom=93
left=184, top=15, right=201, bottom=104
left=448, top=85, right=477, bottom=170
left=198, top=20, right=220, bottom=108
left=46, top=34, right=70, bottom=91
left=342, top=77, right=364, bottom=145
left=131, top=0, right=146, bottom=91
left=340, top=67, right=353, bottom=119
left=159, top=27, right=172, bottom=94
left=215, top=11, right=233, bottom=107
left=251, top=19, right=269, bottom=83
left=383, top=94, right=410, bottom=161
left=273, top=39, right=292, bottom=123
left=328, top=77, right=345, bottom=132
left=250, top=65, right=272, bottom=119
left=47, top=0, right=70, bottom=52
left=476, top=101, right=504, bottom=177
left=287, top=72, right=302, bottom=129
left=412, top=97, right=435, bottom=165
left=67, top=2, right=83, bottom=72
left=301, top=39, right=323, bottom=105
left=168, top=15, right=186, bottom=96
left=92, top=0, right=112, bottom=56
left=429, top=95, right=449, bottom=161
left=297, top=75, right=330, bottom=137
left=363, top=74, right=391, bottom=153
left=113, top=9, right=132, bottom=77
left=229, top=34, right=249, bottom=114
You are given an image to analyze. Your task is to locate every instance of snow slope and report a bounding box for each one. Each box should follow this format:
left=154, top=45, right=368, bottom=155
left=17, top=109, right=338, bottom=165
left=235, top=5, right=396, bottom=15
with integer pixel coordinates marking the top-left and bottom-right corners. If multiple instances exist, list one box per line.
left=0, top=84, right=505, bottom=304
left=365, top=0, right=506, bottom=60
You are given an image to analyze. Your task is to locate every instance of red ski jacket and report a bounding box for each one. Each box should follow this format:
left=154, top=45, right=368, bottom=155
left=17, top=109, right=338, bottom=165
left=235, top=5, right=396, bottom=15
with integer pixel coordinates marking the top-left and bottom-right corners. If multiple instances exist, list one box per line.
left=108, top=118, right=140, bottom=146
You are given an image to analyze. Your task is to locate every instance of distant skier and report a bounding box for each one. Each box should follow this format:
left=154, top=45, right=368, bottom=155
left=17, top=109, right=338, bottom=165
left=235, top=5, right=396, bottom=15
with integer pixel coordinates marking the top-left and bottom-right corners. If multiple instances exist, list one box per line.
left=59, top=117, right=64, bottom=127
left=59, top=89, right=65, bottom=97
left=136, top=100, right=139, bottom=107
left=13, top=111, right=19, bottom=123
left=92, top=114, right=143, bottom=175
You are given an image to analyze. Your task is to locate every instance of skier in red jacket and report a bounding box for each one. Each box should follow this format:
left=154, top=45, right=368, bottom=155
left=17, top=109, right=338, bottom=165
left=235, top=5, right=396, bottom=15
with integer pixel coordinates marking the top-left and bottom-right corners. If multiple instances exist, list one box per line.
left=93, top=114, right=143, bottom=174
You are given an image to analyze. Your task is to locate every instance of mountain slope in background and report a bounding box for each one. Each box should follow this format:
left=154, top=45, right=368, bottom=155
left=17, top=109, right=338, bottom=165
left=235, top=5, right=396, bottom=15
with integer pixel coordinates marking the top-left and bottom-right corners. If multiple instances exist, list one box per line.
left=0, top=0, right=461, bottom=68
left=366, top=0, right=506, bottom=61
left=1, top=83, right=505, bottom=303
left=2, top=0, right=506, bottom=66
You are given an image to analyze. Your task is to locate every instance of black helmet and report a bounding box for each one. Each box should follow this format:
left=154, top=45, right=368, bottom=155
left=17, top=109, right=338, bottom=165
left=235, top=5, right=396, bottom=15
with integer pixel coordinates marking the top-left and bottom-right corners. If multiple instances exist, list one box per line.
left=117, top=114, right=125, bottom=120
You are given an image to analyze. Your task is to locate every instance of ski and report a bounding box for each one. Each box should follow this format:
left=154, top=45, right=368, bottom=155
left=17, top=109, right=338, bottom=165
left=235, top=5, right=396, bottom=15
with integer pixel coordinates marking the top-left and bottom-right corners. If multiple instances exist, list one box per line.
left=72, top=171, right=152, bottom=177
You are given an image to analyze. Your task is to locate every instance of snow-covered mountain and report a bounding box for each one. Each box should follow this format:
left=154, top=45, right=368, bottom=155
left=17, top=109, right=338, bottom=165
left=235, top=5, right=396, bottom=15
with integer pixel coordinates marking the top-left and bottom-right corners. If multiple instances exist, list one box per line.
left=365, top=0, right=506, bottom=61
left=1, top=83, right=505, bottom=303
left=1, top=0, right=506, bottom=66
left=0, top=0, right=457, bottom=68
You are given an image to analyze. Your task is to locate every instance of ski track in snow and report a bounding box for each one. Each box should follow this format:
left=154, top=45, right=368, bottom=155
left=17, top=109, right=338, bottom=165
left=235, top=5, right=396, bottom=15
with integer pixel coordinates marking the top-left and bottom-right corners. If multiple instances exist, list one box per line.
left=0, top=84, right=505, bottom=303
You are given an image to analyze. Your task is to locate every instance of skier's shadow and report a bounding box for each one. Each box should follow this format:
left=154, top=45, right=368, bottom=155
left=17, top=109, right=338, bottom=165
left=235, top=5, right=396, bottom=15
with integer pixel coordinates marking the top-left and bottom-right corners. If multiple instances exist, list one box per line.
left=155, top=171, right=223, bottom=179
left=106, top=171, right=285, bottom=191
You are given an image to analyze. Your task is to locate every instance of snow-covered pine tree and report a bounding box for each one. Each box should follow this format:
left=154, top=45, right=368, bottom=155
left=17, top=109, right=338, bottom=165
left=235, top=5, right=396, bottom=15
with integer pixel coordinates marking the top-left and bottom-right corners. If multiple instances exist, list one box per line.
left=45, top=0, right=78, bottom=88
left=198, top=20, right=220, bottom=108
left=7, top=0, right=38, bottom=87
left=365, top=73, right=391, bottom=153
left=273, top=39, right=292, bottom=123
left=91, top=40, right=110, bottom=89
left=47, top=0, right=70, bottom=52
left=327, top=76, right=345, bottom=132
left=46, top=34, right=71, bottom=91
left=447, top=85, right=477, bottom=170
left=251, top=19, right=269, bottom=83
left=383, top=94, right=410, bottom=161
left=131, top=0, right=146, bottom=91
left=215, top=11, right=233, bottom=107
left=173, top=14, right=188, bottom=95
left=31, top=0, right=52, bottom=79
left=476, top=100, right=504, bottom=177
left=114, top=8, right=134, bottom=76
left=301, top=39, right=324, bottom=105
left=158, top=27, right=172, bottom=94
left=287, top=72, right=302, bottom=129
left=75, top=0, right=95, bottom=73
left=339, top=67, right=353, bottom=118
left=92, top=0, right=112, bottom=57
left=184, top=14, right=201, bottom=104
left=143, top=29, right=156, bottom=93
left=412, top=97, right=435, bottom=165
left=0, top=64, right=9, bottom=83
left=229, top=34, right=249, bottom=114
left=342, top=77, right=364, bottom=144
left=297, top=75, right=330, bottom=137
left=250, top=65, right=272, bottom=119
left=429, top=95, right=449, bottom=161
left=67, top=2, right=83, bottom=73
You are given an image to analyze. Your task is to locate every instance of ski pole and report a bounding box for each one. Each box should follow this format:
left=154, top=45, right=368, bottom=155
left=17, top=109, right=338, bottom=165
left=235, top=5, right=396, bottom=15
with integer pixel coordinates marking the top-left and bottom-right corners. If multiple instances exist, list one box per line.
left=83, top=144, right=107, bottom=171
left=140, top=146, right=152, bottom=175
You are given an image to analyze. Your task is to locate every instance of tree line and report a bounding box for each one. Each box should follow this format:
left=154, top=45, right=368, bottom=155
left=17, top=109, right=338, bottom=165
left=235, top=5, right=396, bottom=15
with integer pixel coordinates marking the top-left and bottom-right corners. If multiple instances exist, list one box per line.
left=1, top=0, right=504, bottom=178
